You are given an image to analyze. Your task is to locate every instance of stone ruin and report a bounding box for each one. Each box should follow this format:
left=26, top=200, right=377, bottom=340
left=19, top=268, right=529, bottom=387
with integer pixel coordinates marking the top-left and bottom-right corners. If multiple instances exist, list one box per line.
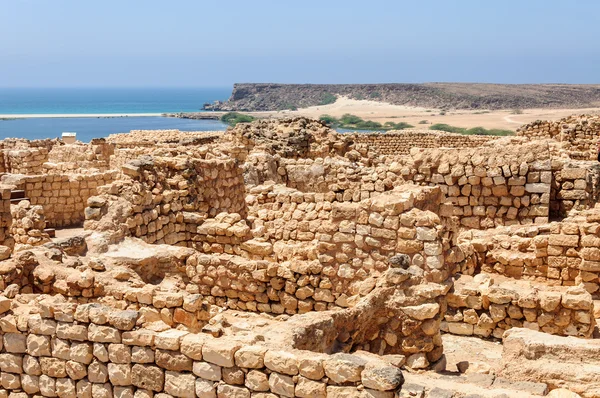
left=0, top=117, right=599, bottom=397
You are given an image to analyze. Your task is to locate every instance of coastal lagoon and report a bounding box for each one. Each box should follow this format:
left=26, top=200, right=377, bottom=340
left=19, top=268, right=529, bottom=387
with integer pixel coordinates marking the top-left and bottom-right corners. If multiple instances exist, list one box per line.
left=0, top=87, right=231, bottom=141
left=0, top=116, right=228, bottom=142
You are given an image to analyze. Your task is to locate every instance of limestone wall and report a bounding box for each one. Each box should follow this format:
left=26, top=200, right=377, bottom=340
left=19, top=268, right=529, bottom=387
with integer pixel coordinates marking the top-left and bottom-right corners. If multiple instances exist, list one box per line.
left=189, top=186, right=455, bottom=312
left=550, top=160, right=600, bottom=217
left=349, top=130, right=498, bottom=155
left=84, top=156, right=247, bottom=246
left=0, top=148, right=49, bottom=175
left=9, top=202, right=50, bottom=247
left=445, top=274, right=594, bottom=339
left=0, top=295, right=405, bottom=398
left=0, top=187, right=13, bottom=261
left=517, top=114, right=600, bottom=160
left=45, top=139, right=114, bottom=173
left=458, top=207, right=600, bottom=297
left=3, top=171, right=118, bottom=228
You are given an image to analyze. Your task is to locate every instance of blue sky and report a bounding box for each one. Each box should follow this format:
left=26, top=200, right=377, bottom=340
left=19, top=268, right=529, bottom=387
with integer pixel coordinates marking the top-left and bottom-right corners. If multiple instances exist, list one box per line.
left=1, top=0, right=599, bottom=87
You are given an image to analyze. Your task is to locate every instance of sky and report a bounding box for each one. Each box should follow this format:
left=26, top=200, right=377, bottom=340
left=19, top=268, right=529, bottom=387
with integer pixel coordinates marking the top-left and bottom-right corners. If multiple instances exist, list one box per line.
left=1, top=0, right=599, bottom=87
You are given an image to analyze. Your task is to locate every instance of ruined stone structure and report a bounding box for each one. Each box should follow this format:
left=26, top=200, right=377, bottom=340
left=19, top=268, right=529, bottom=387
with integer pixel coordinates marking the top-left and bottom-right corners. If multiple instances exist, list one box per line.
left=0, top=116, right=599, bottom=397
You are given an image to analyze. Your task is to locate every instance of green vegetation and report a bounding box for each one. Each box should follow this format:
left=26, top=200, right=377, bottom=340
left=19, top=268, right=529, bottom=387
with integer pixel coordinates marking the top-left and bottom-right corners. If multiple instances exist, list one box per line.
left=319, top=114, right=413, bottom=131
left=429, top=123, right=513, bottom=136
left=221, top=112, right=255, bottom=126
left=511, top=108, right=524, bottom=114
left=473, top=110, right=490, bottom=114
left=319, top=92, right=337, bottom=106
left=419, top=120, right=428, bottom=124
left=319, top=114, right=338, bottom=126
left=369, top=92, right=381, bottom=99
left=277, top=103, right=297, bottom=111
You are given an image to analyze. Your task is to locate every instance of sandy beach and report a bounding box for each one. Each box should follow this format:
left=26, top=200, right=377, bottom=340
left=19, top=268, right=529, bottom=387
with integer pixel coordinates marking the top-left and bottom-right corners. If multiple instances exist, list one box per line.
left=0, top=113, right=163, bottom=119
left=259, top=97, right=600, bottom=130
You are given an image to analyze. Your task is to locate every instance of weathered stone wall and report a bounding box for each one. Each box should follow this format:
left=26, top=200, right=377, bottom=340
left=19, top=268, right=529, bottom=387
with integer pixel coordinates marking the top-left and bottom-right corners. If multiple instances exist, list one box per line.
left=458, top=207, right=600, bottom=296
left=107, top=130, right=222, bottom=146
left=0, top=186, right=13, bottom=261
left=0, top=148, right=49, bottom=175
left=349, top=130, right=498, bottom=155
left=84, top=156, right=247, bottom=246
left=517, top=114, right=600, bottom=160
left=2, top=171, right=118, bottom=228
left=9, top=201, right=50, bottom=247
left=389, top=139, right=553, bottom=229
left=45, top=139, right=114, bottom=173
left=445, top=274, right=594, bottom=339
left=550, top=160, right=600, bottom=217
left=190, top=186, right=455, bottom=312
left=0, top=294, right=405, bottom=398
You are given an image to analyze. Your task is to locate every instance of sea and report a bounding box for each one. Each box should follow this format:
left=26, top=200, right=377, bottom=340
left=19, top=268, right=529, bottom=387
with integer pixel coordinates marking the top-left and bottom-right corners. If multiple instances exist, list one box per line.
left=0, top=87, right=231, bottom=142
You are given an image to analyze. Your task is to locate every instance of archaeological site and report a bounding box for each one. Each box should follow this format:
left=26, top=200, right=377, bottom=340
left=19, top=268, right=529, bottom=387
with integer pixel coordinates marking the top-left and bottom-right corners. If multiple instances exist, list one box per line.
left=1, top=114, right=600, bottom=398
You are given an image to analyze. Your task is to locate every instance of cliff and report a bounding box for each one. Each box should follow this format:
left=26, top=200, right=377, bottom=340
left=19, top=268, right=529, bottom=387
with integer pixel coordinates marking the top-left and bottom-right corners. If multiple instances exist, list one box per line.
left=204, top=83, right=600, bottom=111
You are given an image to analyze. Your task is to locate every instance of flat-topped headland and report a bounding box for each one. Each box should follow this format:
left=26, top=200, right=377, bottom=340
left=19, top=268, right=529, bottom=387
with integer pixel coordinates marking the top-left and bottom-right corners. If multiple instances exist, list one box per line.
left=203, top=82, right=600, bottom=111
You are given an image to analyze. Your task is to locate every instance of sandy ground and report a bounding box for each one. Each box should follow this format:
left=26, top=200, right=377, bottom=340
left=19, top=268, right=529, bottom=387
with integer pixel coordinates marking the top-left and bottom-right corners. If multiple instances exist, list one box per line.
left=257, top=96, right=600, bottom=130
left=0, top=113, right=163, bottom=118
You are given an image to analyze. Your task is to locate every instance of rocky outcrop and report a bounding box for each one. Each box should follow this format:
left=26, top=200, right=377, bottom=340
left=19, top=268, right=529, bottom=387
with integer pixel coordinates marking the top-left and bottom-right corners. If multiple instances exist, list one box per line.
left=204, top=83, right=600, bottom=111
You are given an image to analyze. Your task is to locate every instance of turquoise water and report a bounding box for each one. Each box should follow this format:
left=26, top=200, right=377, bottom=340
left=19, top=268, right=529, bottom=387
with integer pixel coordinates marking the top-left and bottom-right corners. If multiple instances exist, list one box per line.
left=0, top=117, right=228, bottom=143
left=0, top=87, right=231, bottom=142
left=0, top=87, right=230, bottom=115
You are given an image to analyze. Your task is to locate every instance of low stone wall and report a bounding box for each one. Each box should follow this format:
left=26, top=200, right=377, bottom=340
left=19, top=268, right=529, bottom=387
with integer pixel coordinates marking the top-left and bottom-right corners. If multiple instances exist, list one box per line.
left=3, top=171, right=118, bottom=228
left=349, top=130, right=498, bottom=155
left=45, top=139, right=114, bottom=173
left=0, top=294, right=405, bottom=398
left=458, top=207, right=600, bottom=296
left=517, top=114, right=600, bottom=160
left=0, top=148, right=49, bottom=175
left=445, top=274, right=594, bottom=339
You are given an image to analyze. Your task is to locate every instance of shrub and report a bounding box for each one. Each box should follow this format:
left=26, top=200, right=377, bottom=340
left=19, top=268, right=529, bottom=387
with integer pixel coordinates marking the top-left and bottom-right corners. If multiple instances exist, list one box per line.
left=390, top=122, right=413, bottom=130
left=419, top=120, right=428, bottom=124
left=430, top=123, right=514, bottom=136
left=429, top=123, right=465, bottom=134
left=511, top=108, right=524, bottom=115
left=369, top=92, right=381, bottom=99
left=319, top=93, right=337, bottom=105
left=319, top=114, right=338, bottom=126
left=340, top=114, right=364, bottom=125
left=221, top=112, right=255, bottom=126
left=355, top=120, right=383, bottom=130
